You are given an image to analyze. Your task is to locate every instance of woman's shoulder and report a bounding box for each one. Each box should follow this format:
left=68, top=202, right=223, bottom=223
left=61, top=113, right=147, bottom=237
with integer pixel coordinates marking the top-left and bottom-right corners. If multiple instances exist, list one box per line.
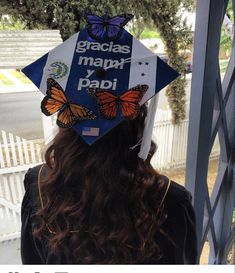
left=24, top=164, right=50, bottom=187
left=158, top=176, right=197, bottom=264
left=159, top=175, right=193, bottom=209
left=167, top=180, right=192, bottom=202
left=24, top=164, right=43, bottom=182
left=23, top=164, right=42, bottom=195
left=22, top=164, right=48, bottom=213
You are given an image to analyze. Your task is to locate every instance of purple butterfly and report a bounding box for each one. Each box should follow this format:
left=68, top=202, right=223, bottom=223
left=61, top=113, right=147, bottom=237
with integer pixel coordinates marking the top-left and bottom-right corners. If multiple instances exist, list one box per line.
left=85, top=13, right=134, bottom=41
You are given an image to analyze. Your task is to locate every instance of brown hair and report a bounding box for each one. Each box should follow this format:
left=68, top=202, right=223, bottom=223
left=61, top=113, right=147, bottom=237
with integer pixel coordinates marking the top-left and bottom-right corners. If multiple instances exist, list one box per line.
left=34, top=105, right=167, bottom=264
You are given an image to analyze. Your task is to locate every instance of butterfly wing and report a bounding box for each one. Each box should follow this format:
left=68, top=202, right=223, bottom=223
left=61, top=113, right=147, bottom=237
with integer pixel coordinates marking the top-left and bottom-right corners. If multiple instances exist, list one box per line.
left=120, top=85, right=149, bottom=120
left=106, top=24, right=122, bottom=40
left=41, top=78, right=68, bottom=116
left=108, top=14, right=134, bottom=27
left=46, top=78, right=67, bottom=103
left=85, top=14, right=104, bottom=24
left=107, top=14, right=134, bottom=40
left=85, top=14, right=106, bottom=39
left=69, top=103, right=96, bottom=121
left=41, top=97, right=64, bottom=116
left=42, top=78, right=96, bottom=127
left=57, top=107, right=76, bottom=128
left=56, top=103, right=97, bottom=128
left=88, top=88, right=117, bottom=120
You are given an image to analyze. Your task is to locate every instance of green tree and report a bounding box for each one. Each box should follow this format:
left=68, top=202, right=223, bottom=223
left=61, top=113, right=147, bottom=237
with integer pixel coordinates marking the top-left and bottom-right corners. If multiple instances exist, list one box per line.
left=0, top=0, right=130, bottom=39
left=220, top=0, right=233, bottom=56
left=0, top=15, right=24, bottom=30
left=0, top=0, right=194, bottom=123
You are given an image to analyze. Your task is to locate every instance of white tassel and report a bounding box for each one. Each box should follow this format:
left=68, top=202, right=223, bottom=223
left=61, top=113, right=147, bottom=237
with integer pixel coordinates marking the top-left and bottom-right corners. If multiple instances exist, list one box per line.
left=138, top=94, right=159, bottom=160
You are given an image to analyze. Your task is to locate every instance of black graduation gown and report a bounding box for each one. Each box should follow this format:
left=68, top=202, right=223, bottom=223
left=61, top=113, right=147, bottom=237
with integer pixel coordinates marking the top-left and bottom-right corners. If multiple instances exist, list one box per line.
left=20, top=164, right=198, bottom=264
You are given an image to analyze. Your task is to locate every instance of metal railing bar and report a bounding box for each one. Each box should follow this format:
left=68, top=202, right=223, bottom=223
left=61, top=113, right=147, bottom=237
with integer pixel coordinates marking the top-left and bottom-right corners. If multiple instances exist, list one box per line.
left=201, top=188, right=218, bottom=254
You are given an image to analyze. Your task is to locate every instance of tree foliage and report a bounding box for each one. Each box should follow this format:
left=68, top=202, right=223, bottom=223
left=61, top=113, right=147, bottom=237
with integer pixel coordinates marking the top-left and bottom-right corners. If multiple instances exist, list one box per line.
left=220, top=0, right=233, bottom=55
left=0, top=0, right=194, bottom=123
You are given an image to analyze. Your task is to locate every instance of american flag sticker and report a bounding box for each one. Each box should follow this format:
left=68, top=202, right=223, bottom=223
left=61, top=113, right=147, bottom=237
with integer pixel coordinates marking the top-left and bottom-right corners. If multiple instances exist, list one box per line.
left=82, top=127, right=100, bottom=136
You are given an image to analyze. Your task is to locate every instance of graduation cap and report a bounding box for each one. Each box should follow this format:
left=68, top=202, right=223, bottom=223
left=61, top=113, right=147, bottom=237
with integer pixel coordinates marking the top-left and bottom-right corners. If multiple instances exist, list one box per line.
left=22, top=14, right=179, bottom=159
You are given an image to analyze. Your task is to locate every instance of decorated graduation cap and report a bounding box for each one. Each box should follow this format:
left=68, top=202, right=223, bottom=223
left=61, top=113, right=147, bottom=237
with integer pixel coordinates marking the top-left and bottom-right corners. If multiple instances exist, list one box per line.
left=22, top=13, right=179, bottom=159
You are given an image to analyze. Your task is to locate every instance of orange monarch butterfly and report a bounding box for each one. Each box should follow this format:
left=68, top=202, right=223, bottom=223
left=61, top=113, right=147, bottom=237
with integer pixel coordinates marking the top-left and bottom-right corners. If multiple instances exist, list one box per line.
left=41, top=78, right=96, bottom=128
left=88, top=85, right=149, bottom=120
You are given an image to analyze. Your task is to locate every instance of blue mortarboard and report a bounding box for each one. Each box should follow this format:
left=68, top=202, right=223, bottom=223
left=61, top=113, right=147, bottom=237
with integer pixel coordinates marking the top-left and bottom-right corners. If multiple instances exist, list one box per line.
left=22, top=14, right=179, bottom=156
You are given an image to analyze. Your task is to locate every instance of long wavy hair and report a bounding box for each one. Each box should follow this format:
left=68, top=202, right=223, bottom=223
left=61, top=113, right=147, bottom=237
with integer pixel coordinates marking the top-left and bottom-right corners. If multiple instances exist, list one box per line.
left=34, top=104, right=167, bottom=264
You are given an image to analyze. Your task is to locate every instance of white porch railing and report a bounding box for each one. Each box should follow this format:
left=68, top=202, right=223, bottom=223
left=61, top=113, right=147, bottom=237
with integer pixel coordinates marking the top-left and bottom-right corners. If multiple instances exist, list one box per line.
left=0, top=130, right=43, bottom=242
left=151, top=110, right=220, bottom=170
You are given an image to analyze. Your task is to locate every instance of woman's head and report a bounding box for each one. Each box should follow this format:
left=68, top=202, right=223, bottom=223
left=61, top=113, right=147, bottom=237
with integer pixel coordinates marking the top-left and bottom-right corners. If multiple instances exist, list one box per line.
left=35, top=104, right=166, bottom=264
